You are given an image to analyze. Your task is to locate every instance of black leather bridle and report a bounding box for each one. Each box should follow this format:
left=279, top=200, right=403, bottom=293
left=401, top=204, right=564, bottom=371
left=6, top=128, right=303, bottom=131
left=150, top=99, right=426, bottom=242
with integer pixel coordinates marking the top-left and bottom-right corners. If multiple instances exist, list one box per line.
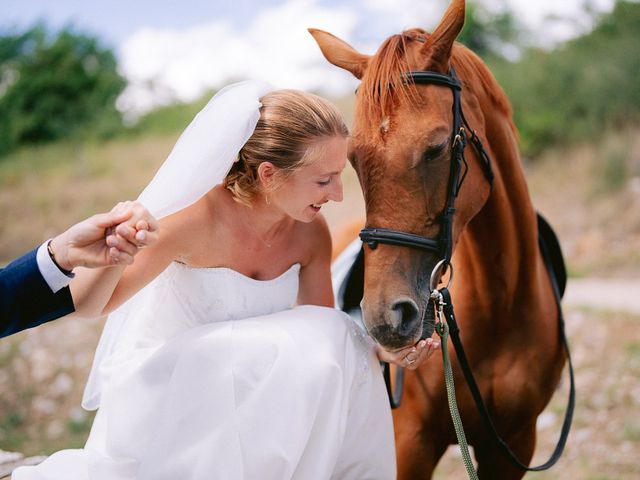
left=356, top=66, right=574, bottom=472
left=359, top=67, right=494, bottom=270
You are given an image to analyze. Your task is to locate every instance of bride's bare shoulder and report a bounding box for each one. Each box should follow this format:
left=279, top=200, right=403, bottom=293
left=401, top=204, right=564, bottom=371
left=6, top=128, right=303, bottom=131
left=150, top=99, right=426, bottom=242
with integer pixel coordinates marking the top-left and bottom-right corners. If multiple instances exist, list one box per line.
left=165, top=187, right=230, bottom=226
left=159, top=190, right=222, bottom=244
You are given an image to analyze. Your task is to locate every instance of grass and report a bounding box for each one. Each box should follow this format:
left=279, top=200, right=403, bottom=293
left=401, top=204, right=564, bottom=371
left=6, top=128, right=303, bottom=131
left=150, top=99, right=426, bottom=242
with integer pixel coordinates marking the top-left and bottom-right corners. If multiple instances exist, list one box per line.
left=0, top=134, right=175, bottom=264
left=525, top=125, right=640, bottom=279
left=623, top=424, right=640, bottom=443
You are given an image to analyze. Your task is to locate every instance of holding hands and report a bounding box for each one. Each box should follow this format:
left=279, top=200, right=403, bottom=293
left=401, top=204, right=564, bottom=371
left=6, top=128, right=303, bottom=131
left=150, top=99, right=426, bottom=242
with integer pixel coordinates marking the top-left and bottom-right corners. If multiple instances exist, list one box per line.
left=48, top=201, right=159, bottom=271
left=376, top=337, right=441, bottom=370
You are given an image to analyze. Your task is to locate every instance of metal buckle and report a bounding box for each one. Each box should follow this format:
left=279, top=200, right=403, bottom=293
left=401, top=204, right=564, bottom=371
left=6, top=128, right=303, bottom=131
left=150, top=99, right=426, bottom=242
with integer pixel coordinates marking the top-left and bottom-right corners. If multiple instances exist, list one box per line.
left=430, top=289, right=447, bottom=336
left=429, top=259, right=453, bottom=292
left=452, top=127, right=466, bottom=148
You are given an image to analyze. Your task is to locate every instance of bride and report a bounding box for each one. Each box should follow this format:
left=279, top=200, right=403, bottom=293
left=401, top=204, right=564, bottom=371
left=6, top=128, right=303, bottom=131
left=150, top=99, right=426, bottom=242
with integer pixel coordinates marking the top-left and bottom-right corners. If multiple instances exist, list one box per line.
left=13, top=81, right=437, bottom=479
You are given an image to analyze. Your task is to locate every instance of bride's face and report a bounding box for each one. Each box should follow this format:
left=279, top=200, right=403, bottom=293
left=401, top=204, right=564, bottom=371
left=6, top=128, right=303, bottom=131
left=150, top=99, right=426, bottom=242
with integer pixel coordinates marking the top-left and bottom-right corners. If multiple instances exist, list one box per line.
left=272, top=135, right=347, bottom=222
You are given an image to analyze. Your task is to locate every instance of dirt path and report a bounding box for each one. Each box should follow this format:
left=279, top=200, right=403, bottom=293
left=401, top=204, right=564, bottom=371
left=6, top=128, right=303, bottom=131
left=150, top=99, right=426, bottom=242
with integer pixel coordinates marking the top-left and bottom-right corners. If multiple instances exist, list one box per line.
left=563, top=278, right=640, bottom=314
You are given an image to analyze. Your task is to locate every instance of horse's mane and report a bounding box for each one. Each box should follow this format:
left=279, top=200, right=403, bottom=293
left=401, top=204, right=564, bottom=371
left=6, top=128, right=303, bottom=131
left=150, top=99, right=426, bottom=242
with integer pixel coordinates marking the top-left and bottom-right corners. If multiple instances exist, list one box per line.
left=357, top=32, right=418, bottom=128
left=357, top=28, right=517, bottom=138
left=451, top=44, right=517, bottom=135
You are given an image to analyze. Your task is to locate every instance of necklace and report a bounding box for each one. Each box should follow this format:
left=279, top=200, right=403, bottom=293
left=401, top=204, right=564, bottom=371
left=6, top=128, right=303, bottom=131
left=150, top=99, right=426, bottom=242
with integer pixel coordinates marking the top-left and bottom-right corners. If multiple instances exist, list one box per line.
left=243, top=216, right=274, bottom=248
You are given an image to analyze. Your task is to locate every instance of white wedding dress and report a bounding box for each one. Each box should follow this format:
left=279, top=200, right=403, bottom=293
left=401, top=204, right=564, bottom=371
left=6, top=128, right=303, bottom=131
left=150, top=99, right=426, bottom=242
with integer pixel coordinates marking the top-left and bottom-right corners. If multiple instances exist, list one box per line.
left=13, top=261, right=396, bottom=480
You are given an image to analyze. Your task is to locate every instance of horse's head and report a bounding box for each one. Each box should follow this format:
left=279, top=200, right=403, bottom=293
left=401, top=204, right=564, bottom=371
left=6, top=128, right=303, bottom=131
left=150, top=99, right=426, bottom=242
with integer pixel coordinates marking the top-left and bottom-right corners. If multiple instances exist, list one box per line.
left=311, top=0, right=495, bottom=349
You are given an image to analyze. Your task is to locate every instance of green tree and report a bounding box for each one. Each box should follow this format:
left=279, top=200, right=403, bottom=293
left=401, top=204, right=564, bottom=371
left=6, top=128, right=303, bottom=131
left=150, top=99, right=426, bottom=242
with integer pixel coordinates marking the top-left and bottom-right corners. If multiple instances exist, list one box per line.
left=493, top=0, right=640, bottom=156
left=0, top=25, right=126, bottom=156
left=458, top=1, right=527, bottom=60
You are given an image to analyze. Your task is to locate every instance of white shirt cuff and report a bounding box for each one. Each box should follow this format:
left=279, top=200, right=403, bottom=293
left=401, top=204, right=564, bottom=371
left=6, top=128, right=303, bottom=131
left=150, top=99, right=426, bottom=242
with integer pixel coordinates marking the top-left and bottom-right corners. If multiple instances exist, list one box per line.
left=36, top=241, right=74, bottom=293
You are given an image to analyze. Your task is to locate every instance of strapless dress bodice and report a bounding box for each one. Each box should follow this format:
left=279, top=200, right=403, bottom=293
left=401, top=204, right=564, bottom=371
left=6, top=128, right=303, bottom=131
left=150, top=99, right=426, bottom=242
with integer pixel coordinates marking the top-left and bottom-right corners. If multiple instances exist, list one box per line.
left=124, top=261, right=301, bottom=348
left=162, top=261, right=300, bottom=322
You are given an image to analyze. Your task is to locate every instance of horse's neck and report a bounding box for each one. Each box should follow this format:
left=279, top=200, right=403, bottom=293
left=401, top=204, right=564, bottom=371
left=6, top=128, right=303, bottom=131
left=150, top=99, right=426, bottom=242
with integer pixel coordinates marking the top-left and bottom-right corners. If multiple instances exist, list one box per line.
left=458, top=113, right=542, bottom=315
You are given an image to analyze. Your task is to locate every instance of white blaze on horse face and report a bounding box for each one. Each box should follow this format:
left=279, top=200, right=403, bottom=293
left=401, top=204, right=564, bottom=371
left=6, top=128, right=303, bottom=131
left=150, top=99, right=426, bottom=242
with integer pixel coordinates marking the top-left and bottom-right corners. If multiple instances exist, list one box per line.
left=380, top=117, right=390, bottom=134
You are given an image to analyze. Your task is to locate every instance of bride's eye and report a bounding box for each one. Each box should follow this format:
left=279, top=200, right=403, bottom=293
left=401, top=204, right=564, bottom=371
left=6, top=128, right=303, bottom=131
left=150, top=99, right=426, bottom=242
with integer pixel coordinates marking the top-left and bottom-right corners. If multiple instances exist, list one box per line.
left=317, top=178, right=331, bottom=186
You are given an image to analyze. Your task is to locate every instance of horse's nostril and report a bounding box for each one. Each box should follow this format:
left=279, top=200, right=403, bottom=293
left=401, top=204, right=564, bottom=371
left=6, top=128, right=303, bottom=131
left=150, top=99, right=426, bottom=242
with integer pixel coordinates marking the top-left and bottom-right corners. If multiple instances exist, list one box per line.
left=390, top=299, right=420, bottom=334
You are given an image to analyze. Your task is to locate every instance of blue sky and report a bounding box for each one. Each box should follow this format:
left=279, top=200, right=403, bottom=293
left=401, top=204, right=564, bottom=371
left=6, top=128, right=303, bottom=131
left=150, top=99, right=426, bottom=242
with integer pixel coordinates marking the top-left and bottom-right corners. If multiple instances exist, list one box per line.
left=1, top=0, right=615, bottom=115
left=3, top=0, right=286, bottom=50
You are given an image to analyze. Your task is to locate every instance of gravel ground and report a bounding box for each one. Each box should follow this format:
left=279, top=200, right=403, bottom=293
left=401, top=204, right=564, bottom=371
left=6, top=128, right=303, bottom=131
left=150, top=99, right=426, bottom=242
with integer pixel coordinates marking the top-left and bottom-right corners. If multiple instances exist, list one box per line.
left=434, top=305, right=640, bottom=480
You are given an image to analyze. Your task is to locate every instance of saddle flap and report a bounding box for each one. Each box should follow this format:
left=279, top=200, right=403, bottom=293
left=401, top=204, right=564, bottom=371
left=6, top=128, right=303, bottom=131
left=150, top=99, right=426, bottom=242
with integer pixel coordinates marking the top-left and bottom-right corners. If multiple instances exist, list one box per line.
left=537, top=213, right=567, bottom=299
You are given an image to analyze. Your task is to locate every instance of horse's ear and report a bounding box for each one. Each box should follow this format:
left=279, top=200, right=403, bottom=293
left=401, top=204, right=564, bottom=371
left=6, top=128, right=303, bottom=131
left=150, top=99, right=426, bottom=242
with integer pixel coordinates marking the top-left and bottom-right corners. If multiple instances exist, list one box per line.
left=308, top=28, right=370, bottom=80
left=422, top=0, right=465, bottom=72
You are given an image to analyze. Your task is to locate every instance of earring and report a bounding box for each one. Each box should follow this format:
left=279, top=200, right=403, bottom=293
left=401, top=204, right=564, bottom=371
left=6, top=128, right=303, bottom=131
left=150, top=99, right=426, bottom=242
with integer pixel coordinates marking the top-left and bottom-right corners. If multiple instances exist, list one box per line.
left=265, top=194, right=270, bottom=205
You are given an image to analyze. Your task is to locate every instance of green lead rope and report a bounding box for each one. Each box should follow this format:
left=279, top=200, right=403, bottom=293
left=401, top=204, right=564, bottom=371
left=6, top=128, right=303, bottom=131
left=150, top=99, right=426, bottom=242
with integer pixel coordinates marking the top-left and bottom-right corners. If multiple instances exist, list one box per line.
left=436, top=319, right=479, bottom=480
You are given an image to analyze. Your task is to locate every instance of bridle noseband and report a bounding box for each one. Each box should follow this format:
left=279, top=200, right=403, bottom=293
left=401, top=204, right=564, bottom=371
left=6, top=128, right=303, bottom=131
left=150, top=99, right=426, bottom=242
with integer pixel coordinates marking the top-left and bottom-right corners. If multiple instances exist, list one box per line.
left=359, top=66, right=494, bottom=277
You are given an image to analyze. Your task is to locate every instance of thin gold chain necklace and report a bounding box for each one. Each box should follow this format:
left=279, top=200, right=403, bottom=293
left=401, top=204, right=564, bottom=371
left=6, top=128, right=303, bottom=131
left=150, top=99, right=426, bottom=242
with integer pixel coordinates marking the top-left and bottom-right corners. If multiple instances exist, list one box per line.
left=242, top=215, right=274, bottom=248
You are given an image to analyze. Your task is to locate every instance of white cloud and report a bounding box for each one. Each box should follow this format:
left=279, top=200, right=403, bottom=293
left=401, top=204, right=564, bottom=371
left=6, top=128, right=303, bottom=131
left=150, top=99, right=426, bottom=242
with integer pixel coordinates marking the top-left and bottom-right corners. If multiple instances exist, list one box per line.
left=364, top=0, right=445, bottom=30
left=116, top=0, right=617, bottom=116
left=117, top=0, right=360, bottom=116
left=500, top=0, right=615, bottom=47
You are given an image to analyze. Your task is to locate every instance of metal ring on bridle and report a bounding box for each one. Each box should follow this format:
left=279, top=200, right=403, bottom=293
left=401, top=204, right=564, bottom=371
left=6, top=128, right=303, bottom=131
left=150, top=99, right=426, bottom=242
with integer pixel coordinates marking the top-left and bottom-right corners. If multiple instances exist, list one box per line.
left=429, top=259, right=454, bottom=292
left=452, top=127, right=465, bottom=148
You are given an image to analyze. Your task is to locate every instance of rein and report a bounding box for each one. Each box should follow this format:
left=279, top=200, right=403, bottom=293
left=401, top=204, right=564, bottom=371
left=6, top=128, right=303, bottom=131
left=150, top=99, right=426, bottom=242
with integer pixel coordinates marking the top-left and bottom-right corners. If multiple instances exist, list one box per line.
left=359, top=67, right=575, bottom=472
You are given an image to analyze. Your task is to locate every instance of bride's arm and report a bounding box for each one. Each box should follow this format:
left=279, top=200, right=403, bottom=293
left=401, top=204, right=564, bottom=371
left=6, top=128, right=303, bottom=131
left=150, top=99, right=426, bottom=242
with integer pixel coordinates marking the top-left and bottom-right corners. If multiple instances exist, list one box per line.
left=297, top=215, right=334, bottom=307
left=70, top=213, right=183, bottom=318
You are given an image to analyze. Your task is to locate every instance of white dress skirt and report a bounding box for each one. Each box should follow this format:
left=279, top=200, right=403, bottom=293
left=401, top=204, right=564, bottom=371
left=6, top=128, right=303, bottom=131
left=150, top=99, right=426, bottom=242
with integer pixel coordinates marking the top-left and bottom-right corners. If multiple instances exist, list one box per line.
left=13, top=262, right=396, bottom=479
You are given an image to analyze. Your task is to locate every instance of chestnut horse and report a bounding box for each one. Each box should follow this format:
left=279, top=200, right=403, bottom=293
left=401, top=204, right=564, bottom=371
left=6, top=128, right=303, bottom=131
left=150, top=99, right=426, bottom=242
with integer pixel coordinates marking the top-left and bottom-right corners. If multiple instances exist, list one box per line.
left=312, top=0, right=570, bottom=478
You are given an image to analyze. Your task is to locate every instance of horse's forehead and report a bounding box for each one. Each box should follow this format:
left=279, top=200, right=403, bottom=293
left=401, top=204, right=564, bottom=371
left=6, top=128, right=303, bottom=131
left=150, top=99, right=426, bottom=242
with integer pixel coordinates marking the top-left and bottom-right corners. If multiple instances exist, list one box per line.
left=352, top=101, right=451, bottom=152
left=350, top=130, right=419, bottom=170
left=404, top=39, right=430, bottom=68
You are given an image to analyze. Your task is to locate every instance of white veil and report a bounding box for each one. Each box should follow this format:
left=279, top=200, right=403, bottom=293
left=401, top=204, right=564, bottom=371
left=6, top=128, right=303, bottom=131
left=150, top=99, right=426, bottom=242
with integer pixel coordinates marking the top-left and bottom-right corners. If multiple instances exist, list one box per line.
left=82, top=80, right=273, bottom=410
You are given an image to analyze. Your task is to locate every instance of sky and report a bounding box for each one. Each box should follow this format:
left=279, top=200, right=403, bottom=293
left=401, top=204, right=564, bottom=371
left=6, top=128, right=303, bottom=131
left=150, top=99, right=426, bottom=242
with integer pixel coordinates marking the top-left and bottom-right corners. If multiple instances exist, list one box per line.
left=1, top=0, right=616, bottom=115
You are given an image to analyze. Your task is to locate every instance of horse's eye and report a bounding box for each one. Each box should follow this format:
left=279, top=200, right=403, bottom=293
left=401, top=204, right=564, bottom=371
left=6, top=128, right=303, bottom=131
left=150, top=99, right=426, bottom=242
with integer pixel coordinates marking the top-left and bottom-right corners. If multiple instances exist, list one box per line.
left=422, top=141, right=447, bottom=163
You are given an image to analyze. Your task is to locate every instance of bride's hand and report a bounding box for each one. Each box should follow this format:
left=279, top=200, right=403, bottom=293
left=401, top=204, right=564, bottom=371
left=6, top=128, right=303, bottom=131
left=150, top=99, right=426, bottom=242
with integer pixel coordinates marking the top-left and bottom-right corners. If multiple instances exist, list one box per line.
left=375, top=337, right=440, bottom=370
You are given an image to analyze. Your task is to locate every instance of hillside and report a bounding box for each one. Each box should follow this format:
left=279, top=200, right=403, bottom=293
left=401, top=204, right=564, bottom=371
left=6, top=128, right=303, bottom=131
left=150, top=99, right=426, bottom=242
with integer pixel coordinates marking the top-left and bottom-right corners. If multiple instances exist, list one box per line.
left=2, top=120, right=639, bottom=277
left=525, top=126, right=640, bottom=278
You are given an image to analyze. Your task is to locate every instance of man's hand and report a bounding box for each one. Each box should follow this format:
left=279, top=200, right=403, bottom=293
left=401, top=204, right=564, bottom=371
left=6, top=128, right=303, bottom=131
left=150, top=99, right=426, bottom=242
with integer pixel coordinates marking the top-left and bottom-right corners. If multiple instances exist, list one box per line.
left=375, top=337, right=440, bottom=371
left=49, top=201, right=159, bottom=270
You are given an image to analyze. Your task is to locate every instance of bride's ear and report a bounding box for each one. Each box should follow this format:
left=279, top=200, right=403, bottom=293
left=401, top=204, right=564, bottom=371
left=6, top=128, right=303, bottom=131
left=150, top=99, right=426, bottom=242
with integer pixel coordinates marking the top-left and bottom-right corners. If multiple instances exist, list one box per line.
left=257, top=162, right=278, bottom=191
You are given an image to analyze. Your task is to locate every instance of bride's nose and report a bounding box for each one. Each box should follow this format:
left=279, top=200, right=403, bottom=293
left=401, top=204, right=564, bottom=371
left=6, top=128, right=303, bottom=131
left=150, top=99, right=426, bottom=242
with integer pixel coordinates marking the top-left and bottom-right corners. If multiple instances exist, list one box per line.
left=329, top=176, right=343, bottom=203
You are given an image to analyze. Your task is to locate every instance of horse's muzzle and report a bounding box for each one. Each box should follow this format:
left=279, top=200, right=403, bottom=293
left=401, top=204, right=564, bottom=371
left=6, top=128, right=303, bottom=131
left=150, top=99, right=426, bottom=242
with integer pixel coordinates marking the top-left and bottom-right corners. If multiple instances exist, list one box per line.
left=364, top=296, right=434, bottom=350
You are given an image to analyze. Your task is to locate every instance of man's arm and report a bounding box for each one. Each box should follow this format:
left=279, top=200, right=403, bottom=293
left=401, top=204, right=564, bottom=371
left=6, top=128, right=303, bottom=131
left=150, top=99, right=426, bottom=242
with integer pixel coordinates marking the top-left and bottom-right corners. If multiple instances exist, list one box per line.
left=0, top=248, right=75, bottom=337
left=0, top=202, right=158, bottom=338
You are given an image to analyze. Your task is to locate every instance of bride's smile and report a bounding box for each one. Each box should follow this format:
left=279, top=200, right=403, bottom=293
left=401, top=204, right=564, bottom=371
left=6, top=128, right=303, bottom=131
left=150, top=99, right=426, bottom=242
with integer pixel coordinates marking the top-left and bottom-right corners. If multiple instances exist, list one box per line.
left=268, top=134, right=347, bottom=223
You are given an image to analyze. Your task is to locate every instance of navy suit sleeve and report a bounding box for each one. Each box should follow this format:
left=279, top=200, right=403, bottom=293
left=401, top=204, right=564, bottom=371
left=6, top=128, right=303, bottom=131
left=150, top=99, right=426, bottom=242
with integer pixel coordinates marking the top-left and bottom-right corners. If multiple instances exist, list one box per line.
left=0, top=248, right=75, bottom=338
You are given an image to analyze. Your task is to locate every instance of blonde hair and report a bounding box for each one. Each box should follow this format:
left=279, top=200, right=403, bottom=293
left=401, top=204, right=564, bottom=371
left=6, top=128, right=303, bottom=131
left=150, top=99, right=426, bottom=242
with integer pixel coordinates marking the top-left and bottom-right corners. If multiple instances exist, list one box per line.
left=223, top=89, right=348, bottom=206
